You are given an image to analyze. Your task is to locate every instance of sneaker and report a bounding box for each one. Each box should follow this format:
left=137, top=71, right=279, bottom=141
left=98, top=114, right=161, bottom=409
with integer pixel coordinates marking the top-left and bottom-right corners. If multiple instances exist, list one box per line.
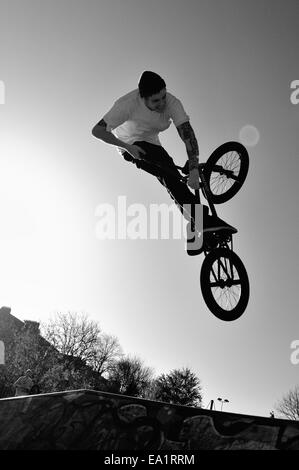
left=203, top=215, right=237, bottom=234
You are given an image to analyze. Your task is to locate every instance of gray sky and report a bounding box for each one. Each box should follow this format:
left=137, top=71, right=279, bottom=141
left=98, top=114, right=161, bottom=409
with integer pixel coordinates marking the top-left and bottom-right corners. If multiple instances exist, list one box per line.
left=0, top=0, right=298, bottom=417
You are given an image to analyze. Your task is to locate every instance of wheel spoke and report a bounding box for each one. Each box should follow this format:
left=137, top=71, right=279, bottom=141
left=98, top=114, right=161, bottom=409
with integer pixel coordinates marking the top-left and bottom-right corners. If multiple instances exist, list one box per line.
left=204, top=142, right=249, bottom=205
left=208, top=256, right=242, bottom=311
left=201, top=248, right=249, bottom=320
left=209, top=150, right=242, bottom=197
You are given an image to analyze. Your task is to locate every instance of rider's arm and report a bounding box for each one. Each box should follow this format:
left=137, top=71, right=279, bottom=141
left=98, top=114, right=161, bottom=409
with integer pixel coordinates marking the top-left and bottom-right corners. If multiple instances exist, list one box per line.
left=92, top=119, right=130, bottom=153
left=176, top=121, right=199, bottom=172
left=92, top=119, right=146, bottom=160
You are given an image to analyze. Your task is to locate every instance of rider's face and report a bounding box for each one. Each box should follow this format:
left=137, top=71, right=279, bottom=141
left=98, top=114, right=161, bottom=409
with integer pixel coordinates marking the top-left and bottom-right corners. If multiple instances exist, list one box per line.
left=144, top=88, right=167, bottom=113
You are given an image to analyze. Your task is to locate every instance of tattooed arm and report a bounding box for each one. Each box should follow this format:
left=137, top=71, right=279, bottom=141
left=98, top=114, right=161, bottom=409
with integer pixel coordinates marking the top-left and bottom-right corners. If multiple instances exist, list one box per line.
left=176, top=121, right=199, bottom=172
left=92, top=119, right=127, bottom=149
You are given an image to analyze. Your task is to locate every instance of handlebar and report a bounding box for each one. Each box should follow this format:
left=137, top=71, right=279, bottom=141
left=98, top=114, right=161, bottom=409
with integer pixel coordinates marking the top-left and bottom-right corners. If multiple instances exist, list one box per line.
left=135, top=159, right=205, bottom=182
left=175, top=161, right=206, bottom=174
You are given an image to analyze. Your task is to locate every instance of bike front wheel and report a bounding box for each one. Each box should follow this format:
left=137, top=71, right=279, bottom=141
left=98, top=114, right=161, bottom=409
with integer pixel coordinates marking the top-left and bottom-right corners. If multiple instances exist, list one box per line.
left=204, top=142, right=249, bottom=204
left=200, top=248, right=250, bottom=321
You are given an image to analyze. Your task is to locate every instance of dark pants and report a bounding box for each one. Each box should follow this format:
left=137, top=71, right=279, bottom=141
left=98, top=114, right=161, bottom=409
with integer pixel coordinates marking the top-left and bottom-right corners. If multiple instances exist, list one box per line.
left=122, top=141, right=199, bottom=224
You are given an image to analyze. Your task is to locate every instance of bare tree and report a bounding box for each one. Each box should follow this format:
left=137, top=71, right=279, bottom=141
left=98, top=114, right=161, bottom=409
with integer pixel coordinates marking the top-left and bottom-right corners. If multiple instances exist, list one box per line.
left=89, top=333, right=123, bottom=376
left=275, top=385, right=299, bottom=420
left=41, top=312, right=101, bottom=364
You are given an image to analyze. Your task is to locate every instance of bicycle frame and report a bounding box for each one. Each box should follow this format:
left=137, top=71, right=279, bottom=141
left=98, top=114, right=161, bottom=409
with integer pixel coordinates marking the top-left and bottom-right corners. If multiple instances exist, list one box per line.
left=174, top=163, right=234, bottom=252
left=137, top=158, right=234, bottom=249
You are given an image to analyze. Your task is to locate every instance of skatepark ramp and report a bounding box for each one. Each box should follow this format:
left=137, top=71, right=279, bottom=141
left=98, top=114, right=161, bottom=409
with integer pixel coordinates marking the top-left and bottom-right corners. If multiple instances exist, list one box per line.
left=0, top=389, right=298, bottom=450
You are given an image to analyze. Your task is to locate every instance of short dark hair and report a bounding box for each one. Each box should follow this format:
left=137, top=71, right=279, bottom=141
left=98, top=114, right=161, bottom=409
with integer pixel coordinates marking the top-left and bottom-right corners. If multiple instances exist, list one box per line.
left=138, top=71, right=166, bottom=98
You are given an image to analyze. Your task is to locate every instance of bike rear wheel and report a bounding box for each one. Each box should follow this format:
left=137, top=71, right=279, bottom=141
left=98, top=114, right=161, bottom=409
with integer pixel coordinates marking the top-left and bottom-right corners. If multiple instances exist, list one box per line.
left=200, top=248, right=249, bottom=321
left=204, top=142, right=249, bottom=204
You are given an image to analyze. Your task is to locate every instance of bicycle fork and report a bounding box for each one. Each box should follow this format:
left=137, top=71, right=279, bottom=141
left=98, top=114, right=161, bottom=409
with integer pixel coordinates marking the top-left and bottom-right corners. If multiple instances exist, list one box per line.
left=195, top=166, right=234, bottom=253
left=196, top=166, right=218, bottom=218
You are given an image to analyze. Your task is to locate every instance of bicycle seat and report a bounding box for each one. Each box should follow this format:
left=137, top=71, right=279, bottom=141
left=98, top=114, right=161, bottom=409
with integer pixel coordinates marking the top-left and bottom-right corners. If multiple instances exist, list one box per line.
left=204, top=215, right=237, bottom=234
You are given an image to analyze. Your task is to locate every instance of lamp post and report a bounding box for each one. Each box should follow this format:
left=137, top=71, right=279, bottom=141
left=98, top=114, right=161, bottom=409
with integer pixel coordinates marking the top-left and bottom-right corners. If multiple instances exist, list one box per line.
left=217, top=397, right=229, bottom=411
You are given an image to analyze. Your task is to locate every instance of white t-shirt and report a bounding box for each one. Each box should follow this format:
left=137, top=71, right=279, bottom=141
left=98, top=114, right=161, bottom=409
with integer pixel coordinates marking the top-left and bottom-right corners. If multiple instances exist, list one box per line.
left=103, top=89, right=189, bottom=149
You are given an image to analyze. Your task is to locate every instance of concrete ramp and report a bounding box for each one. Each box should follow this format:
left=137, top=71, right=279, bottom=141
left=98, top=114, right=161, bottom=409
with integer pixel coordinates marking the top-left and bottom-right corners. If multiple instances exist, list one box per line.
left=0, top=389, right=298, bottom=450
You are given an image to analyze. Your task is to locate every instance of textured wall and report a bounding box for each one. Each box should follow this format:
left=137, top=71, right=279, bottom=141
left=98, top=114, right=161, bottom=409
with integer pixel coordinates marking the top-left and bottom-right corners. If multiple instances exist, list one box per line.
left=0, top=389, right=298, bottom=450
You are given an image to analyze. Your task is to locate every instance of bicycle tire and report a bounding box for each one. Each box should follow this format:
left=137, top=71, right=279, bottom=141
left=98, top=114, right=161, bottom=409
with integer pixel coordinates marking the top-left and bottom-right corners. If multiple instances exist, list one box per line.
left=200, top=248, right=249, bottom=321
left=204, top=142, right=249, bottom=204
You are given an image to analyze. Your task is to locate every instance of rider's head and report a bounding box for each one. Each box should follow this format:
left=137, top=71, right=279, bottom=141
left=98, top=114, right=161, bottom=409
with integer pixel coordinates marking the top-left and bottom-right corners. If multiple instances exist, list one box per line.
left=138, top=71, right=167, bottom=113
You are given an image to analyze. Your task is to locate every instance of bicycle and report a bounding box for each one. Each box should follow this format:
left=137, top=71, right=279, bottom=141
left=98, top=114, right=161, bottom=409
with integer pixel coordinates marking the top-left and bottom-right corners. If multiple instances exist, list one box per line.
left=139, top=141, right=250, bottom=321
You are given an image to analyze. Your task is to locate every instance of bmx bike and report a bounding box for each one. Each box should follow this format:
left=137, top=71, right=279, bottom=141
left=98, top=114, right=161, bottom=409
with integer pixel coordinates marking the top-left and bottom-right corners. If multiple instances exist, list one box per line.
left=143, top=141, right=250, bottom=322
left=183, top=141, right=250, bottom=321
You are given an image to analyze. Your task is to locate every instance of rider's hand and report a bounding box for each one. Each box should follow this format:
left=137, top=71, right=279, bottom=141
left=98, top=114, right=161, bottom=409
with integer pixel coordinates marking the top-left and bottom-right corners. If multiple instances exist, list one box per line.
left=126, top=144, right=146, bottom=161
left=188, top=168, right=200, bottom=190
